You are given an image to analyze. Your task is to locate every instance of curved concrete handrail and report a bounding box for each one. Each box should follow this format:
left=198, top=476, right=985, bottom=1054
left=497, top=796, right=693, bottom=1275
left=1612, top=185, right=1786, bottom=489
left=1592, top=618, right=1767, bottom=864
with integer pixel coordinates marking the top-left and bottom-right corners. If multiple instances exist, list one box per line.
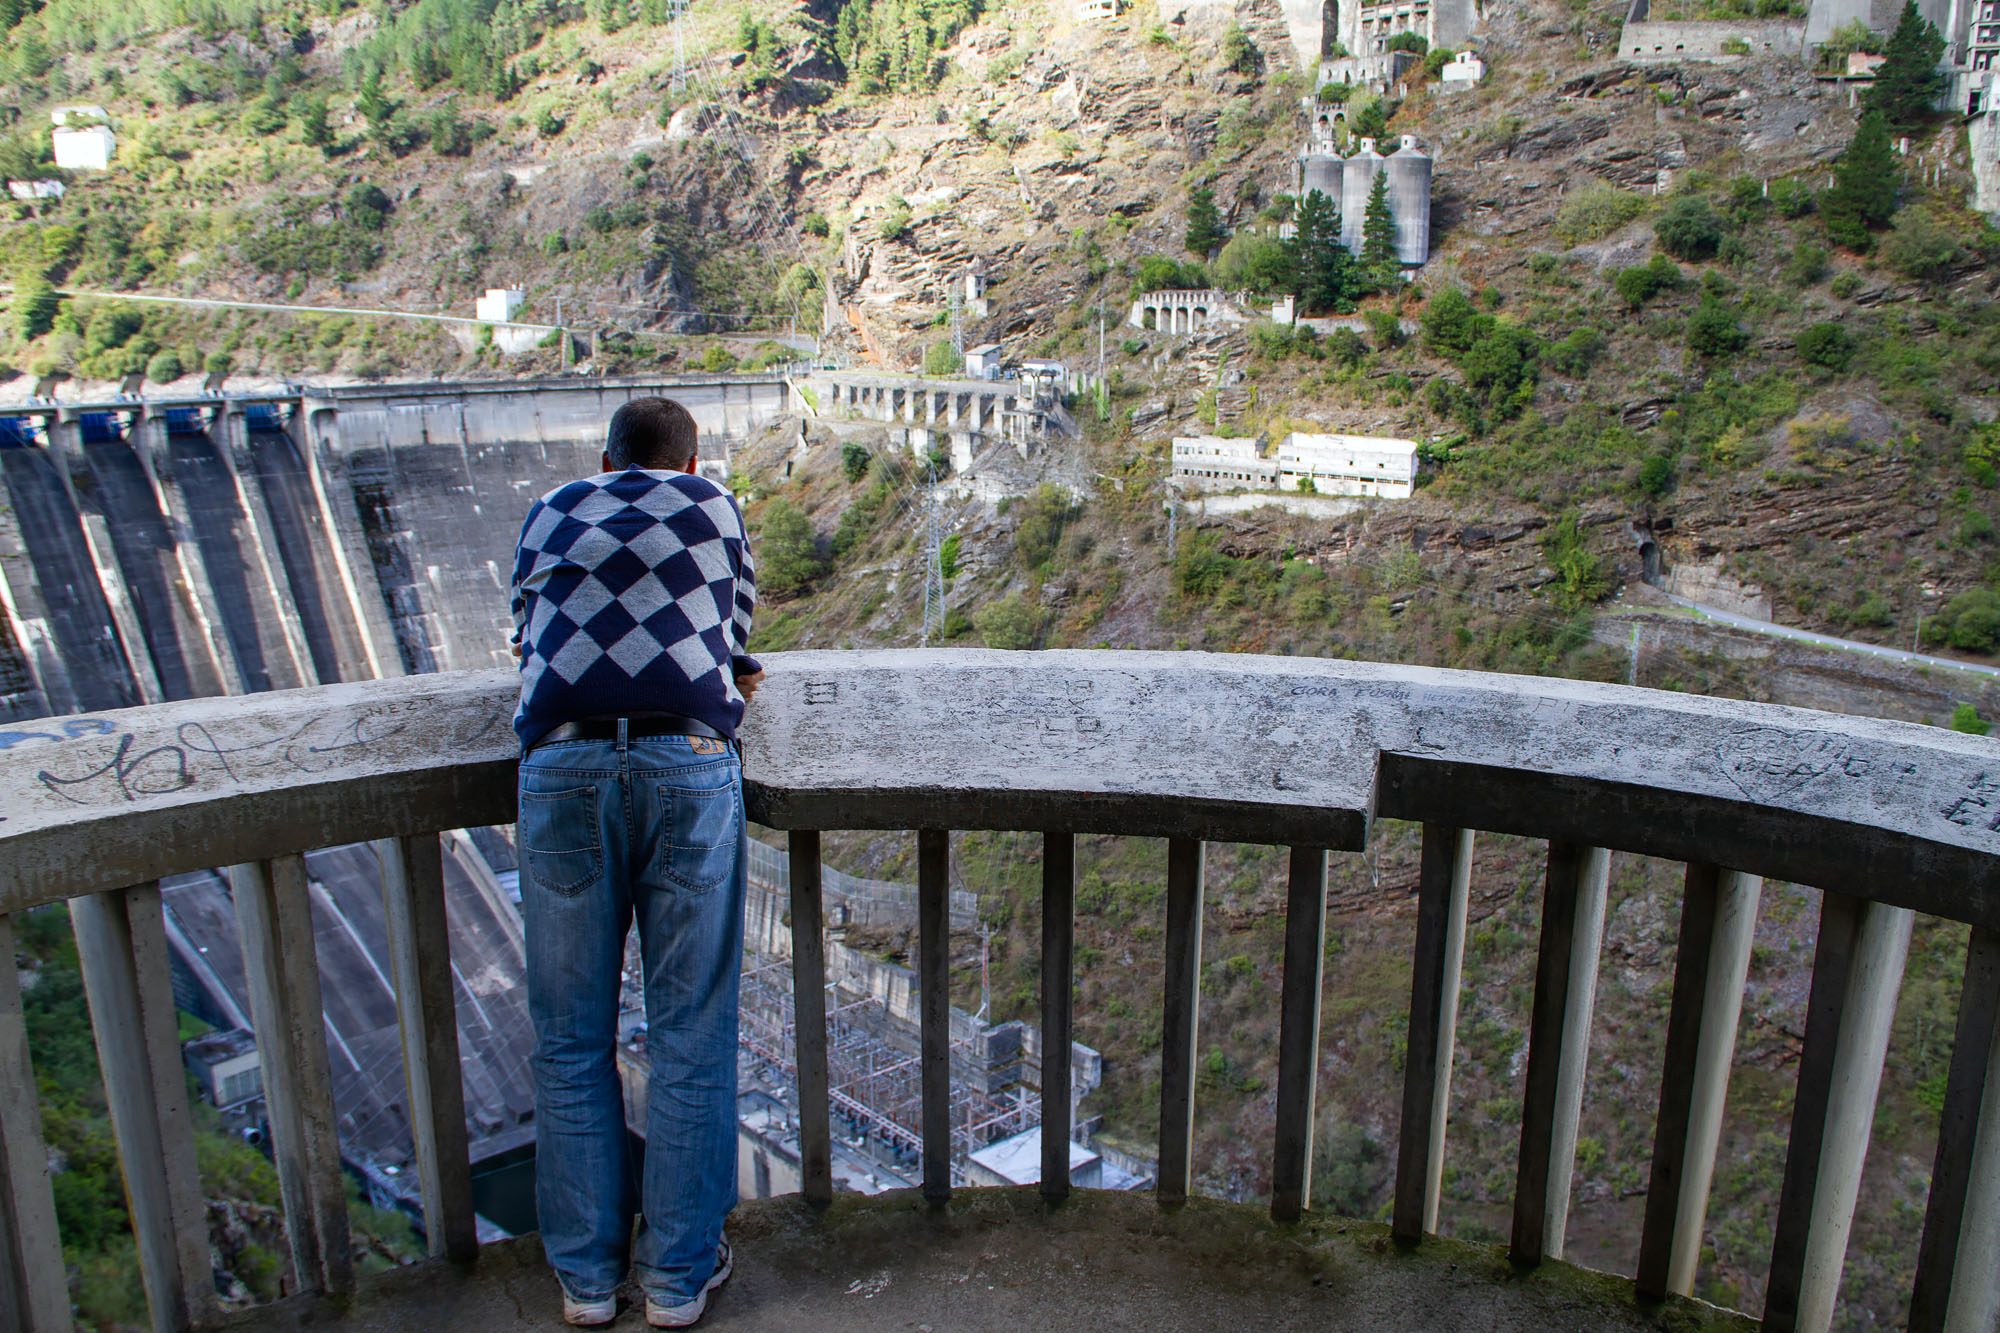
left=1, top=649, right=1996, bottom=926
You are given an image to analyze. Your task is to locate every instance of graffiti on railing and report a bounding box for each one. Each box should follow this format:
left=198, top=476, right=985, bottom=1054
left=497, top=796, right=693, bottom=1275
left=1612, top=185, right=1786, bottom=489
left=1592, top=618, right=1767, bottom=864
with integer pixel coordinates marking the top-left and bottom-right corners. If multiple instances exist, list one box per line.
left=21, top=699, right=510, bottom=807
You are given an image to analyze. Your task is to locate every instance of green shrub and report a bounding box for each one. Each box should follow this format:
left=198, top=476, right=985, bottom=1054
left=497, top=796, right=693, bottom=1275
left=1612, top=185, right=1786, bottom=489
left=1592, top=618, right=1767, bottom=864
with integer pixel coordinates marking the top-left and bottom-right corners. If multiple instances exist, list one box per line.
left=1654, top=196, right=1726, bottom=261
left=1384, top=30, right=1428, bottom=53
left=755, top=498, right=823, bottom=597
left=801, top=211, right=829, bottom=237
left=1423, top=47, right=1454, bottom=76
left=203, top=350, right=234, bottom=375
left=923, top=341, right=963, bottom=375
left=938, top=533, right=962, bottom=580
left=1637, top=453, right=1672, bottom=497
left=1012, top=484, right=1078, bottom=571
left=1553, top=182, right=1648, bottom=245
left=1923, top=587, right=2000, bottom=654
left=698, top=344, right=740, bottom=373
left=1542, top=512, right=1608, bottom=610
left=13, top=273, right=58, bottom=340
left=1544, top=326, right=1604, bottom=376
left=1686, top=294, right=1749, bottom=357
left=975, top=594, right=1042, bottom=649
left=1951, top=703, right=1992, bottom=735
left=1221, top=23, right=1260, bottom=75
left=1782, top=240, right=1828, bottom=286
left=1880, top=204, right=1969, bottom=284
left=144, top=349, right=183, bottom=383
left=877, top=204, right=912, bottom=241
left=1134, top=254, right=1208, bottom=290
left=1797, top=321, right=1854, bottom=371
left=1612, top=254, right=1681, bottom=307
left=840, top=441, right=871, bottom=484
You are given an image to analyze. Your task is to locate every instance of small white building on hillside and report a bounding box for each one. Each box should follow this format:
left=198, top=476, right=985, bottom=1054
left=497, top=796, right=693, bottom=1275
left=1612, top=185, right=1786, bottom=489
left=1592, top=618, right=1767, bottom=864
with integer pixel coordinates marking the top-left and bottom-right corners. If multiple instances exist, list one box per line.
left=1439, top=50, right=1487, bottom=88
left=475, top=288, right=526, bottom=322
left=1172, top=436, right=1277, bottom=489
left=965, top=343, right=1004, bottom=380
left=1276, top=432, right=1418, bottom=498
left=52, top=123, right=115, bottom=171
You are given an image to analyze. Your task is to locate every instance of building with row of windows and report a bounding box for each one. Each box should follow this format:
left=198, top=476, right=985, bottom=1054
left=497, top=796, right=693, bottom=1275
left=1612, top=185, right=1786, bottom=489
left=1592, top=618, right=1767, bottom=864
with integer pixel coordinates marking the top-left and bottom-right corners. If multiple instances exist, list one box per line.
left=1171, top=432, right=1420, bottom=499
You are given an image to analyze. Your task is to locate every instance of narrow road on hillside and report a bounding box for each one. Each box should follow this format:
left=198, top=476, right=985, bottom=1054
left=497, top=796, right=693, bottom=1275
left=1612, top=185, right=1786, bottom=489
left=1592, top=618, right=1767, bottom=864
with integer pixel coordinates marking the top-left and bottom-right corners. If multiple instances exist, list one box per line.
left=1646, top=587, right=2000, bottom=681
left=15, top=284, right=558, bottom=332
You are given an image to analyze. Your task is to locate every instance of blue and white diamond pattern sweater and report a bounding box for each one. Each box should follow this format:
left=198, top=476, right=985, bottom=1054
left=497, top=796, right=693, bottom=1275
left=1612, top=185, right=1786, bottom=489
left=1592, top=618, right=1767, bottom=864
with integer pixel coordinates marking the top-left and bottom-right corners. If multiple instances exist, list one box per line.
left=511, top=468, right=759, bottom=750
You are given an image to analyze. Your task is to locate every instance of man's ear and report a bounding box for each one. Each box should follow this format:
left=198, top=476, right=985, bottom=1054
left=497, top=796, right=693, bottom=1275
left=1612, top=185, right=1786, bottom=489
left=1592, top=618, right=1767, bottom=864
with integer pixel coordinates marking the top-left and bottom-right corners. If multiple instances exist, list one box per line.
left=682, top=454, right=699, bottom=475
left=601, top=451, right=614, bottom=473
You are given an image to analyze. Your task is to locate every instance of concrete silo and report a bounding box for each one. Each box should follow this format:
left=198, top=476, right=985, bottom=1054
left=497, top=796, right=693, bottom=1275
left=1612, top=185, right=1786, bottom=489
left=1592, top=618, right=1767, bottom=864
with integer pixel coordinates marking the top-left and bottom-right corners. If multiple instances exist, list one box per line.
left=1386, top=135, right=1432, bottom=266
left=1296, top=149, right=1344, bottom=213
left=1339, top=137, right=1384, bottom=254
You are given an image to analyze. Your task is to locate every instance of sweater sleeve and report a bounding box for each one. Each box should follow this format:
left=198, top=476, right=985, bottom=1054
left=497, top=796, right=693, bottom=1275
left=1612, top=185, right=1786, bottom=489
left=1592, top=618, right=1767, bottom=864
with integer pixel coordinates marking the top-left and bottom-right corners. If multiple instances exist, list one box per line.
left=730, top=496, right=760, bottom=679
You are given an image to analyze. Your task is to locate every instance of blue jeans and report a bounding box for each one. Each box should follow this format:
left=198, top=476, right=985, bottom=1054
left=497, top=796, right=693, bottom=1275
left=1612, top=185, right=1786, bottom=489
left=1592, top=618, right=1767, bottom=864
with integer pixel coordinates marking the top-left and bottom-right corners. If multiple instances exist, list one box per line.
left=520, top=733, right=745, bottom=1304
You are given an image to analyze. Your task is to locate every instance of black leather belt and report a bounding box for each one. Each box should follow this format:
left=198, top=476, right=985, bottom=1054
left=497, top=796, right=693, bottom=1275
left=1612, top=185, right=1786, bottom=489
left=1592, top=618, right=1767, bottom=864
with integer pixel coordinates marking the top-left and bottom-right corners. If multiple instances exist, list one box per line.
left=532, top=714, right=729, bottom=749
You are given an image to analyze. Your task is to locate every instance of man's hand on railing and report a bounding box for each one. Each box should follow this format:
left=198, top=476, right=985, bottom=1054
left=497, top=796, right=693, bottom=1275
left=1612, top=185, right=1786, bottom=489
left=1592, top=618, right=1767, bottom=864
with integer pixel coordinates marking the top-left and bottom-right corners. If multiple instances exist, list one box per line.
left=737, top=670, right=766, bottom=703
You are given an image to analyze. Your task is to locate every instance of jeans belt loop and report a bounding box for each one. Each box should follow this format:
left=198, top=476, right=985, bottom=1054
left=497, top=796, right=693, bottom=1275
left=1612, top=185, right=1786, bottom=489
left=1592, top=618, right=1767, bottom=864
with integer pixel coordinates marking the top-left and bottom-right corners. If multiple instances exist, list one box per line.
left=617, top=717, right=628, bottom=754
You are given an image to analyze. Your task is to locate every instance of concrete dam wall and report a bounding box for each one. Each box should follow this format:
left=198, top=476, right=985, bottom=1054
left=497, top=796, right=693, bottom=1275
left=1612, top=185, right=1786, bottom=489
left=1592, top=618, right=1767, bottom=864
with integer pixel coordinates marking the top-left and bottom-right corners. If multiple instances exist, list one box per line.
left=0, top=373, right=788, bottom=718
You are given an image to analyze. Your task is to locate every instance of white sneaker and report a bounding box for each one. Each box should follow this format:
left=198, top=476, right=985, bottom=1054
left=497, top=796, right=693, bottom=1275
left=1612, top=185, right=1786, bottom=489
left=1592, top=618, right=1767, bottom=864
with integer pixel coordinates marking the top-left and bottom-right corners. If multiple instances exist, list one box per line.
left=559, top=1284, right=617, bottom=1327
left=646, top=1237, right=732, bottom=1329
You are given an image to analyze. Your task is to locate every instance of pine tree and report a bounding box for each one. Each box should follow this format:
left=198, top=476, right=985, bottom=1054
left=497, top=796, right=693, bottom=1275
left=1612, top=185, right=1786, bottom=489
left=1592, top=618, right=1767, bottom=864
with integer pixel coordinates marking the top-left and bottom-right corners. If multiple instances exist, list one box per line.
left=1360, top=171, right=1398, bottom=287
left=1822, top=110, right=1900, bottom=250
left=1288, top=188, right=1354, bottom=314
left=1865, top=0, right=1946, bottom=133
left=1184, top=186, right=1226, bottom=257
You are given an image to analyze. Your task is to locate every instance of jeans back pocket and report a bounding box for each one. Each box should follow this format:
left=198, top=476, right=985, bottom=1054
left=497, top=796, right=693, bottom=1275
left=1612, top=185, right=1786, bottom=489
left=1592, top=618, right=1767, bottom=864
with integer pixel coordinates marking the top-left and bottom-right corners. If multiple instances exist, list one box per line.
left=520, top=786, right=604, bottom=898
left=657, top=782, right=739, bottom=893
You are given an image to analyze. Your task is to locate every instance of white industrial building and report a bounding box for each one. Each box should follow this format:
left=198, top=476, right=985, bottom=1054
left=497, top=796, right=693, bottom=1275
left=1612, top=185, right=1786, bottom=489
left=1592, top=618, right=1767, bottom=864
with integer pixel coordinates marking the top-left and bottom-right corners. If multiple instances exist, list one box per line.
left=1172, top=436, right=1277, bottom=488
left=1277, top=432, right=1419, bottom=497
left=1173, top=432, right=1419, bottom=498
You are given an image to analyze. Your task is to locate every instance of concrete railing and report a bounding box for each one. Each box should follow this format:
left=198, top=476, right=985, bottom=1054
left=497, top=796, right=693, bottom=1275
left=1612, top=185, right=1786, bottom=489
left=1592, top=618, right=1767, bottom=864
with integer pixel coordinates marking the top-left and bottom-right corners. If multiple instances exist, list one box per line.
left=0, top=651, right=1997, bottom=1332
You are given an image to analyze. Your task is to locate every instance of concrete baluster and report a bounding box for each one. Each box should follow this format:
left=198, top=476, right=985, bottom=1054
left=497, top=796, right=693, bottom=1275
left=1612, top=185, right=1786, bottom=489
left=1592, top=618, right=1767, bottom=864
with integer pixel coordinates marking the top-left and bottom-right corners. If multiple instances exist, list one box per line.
left=232, top=854, right=354, bottom=1296
left=1638, top=865, right=1762, bottom=1298
left=0, top=912, right=69, bottom=1333
left=1042, top=832, right=1076, bottom=1201
left=375, top=832, right=477, bottom=1261
left=1158, top=837, right=1205, bottom=1206
left=1272, top=847, right=1330, bottom=1222
left=1765, top=893, right=1913, bottom=1333
left=1511, top=841, right=1611, bottom=1265
left=69, top=885, right=215, bottom=1332
left=1909, top=925, right=2000, bottom=1333
left=917, top=829, right=951, bottom=1202
left=788, top=830, right=834, bottom=1205
left=1393, top=825, right=1475, bottom=1242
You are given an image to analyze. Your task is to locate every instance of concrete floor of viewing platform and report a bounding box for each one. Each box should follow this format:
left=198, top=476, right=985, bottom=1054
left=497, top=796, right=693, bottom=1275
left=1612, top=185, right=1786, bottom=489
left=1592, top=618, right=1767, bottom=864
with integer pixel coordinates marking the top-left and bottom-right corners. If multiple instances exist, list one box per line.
left=219, top=1186, right=1755, bottom=1331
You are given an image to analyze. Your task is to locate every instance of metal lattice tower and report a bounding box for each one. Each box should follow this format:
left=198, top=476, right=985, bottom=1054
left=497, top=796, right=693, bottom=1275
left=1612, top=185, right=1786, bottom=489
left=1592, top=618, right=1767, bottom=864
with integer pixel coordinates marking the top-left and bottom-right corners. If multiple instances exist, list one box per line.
left=668, top=0, right=689, bottom=88
left=921, top=469, right=947, bottom=645
left=948, top=288, right=966, bottom=356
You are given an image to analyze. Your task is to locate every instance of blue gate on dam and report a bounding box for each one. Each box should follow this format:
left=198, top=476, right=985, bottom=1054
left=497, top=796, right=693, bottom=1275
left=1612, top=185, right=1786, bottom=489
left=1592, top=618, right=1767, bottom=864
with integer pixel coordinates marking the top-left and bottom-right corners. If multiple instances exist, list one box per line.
left=0, top=373, right=790, bottom=716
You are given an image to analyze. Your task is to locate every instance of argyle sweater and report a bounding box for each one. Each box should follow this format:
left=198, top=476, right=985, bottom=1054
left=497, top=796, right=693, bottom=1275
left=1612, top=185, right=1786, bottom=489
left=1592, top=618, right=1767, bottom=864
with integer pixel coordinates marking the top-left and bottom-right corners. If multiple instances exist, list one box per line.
left=511, top=468, right=759, bottom=750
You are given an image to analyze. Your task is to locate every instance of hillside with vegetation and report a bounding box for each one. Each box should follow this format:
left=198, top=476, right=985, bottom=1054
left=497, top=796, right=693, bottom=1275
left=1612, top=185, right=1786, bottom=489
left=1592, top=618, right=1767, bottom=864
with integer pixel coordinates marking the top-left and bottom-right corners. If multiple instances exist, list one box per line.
left=3, top=0, right=2000, bottom=1327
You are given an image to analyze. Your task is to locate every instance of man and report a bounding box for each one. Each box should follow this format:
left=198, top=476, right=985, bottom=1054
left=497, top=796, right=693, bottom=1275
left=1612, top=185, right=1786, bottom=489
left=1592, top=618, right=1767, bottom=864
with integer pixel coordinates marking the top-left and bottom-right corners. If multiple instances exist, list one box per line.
left=510, top=396, right=763, bottom=1328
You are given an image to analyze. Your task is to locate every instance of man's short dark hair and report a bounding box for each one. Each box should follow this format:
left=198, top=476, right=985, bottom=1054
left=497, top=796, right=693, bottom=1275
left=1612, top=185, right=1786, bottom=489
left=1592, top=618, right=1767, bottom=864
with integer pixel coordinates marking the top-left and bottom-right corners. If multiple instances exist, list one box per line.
left=606, top=397, right=699, bottom=470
